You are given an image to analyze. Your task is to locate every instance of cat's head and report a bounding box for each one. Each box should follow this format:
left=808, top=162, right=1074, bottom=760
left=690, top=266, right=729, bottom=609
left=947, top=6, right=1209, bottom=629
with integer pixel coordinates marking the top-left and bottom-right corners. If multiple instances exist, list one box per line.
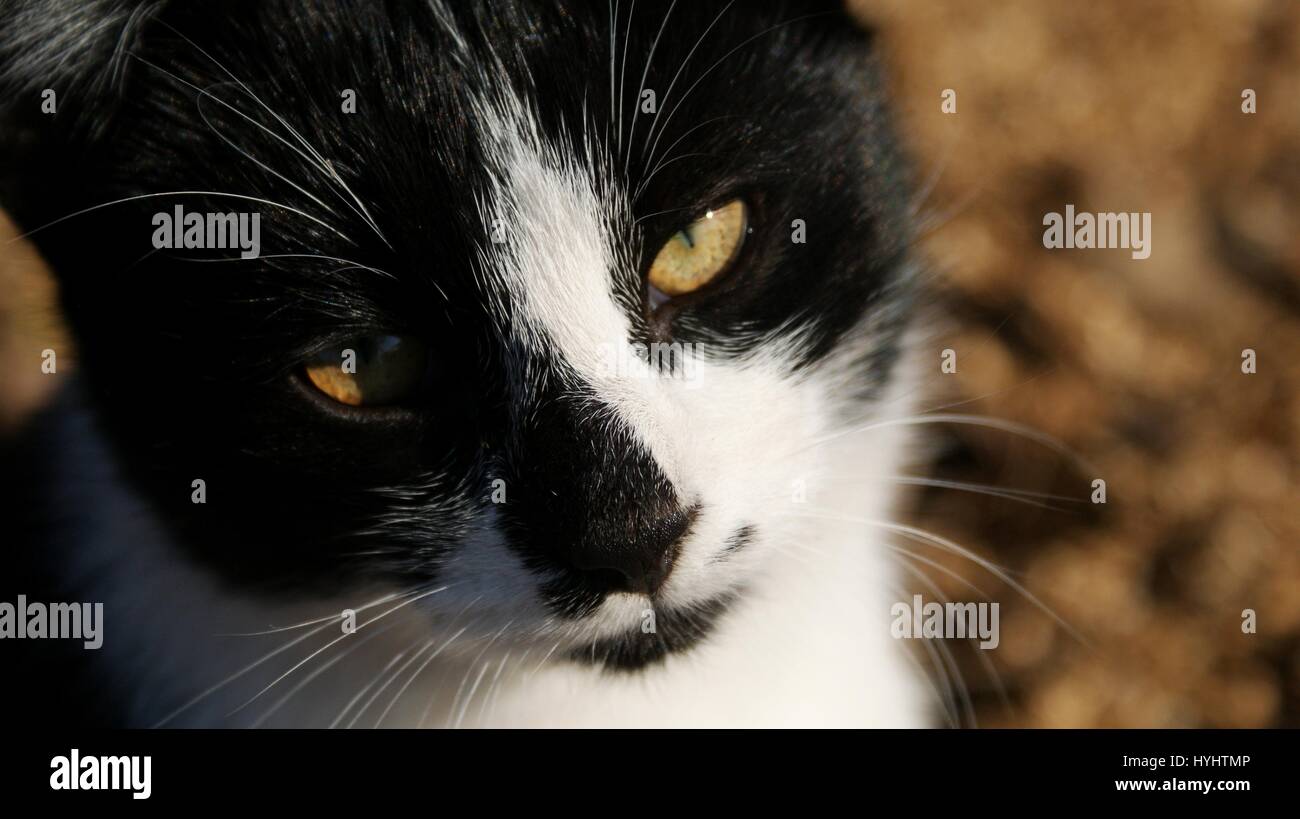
left=1, top=0, right=914, bottom=669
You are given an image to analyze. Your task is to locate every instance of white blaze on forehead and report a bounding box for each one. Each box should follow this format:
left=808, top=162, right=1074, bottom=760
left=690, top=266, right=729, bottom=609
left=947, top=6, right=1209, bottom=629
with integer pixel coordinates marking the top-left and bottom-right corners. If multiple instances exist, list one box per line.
left=472, top=87, right=637, bottom=387
left=468, top=83, right=819, bottom=516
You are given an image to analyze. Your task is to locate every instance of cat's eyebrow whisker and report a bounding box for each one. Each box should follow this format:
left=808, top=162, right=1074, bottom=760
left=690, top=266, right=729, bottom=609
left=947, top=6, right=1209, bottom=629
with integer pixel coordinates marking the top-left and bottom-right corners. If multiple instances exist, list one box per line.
left=622, top=0, right=677, bottom=180
left=195, top=76, right=344, bottom=225
left=129, top=55, right=363, bottom=240
left=633, top=114, right=736, bottom=201
left=154, top=22, right=393, bottom=250
left=641, top=11, right=832, bottom=175
left=637, top=0, right=736, bottom=165
left=632, top=152, right=718, bottom=202
left=7, top=190, right=354, bottom=246
left=180, top=253, right=398, bottom=282
left=633, top=205, right=696, bottom=225
left=608, top=0, right=618, bottom=131
left=615, top=0, right=636, bottom=159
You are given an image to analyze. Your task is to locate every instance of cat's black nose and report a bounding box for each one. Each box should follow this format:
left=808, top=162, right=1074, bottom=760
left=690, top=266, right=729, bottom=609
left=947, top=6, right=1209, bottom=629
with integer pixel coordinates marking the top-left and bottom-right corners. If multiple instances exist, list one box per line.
left=503, top=388, right=695, bottom=599
left=562, top=504, right=696, bottom=596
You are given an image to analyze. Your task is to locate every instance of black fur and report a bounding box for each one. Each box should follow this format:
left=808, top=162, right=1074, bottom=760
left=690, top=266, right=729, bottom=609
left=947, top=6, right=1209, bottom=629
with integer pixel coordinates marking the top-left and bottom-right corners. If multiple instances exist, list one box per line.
left=0, top=0, right=913, bottom=719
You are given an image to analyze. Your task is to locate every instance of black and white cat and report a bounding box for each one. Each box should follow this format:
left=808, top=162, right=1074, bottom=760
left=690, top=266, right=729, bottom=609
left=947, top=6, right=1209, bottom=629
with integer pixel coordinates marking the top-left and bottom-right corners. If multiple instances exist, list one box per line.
left=0, top=0, right=927, bottom=727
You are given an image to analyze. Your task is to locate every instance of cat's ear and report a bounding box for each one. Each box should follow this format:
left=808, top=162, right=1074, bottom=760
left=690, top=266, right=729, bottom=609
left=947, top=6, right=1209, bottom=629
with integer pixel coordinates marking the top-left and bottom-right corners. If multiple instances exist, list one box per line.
left=0, top=0, right=168, bottom=136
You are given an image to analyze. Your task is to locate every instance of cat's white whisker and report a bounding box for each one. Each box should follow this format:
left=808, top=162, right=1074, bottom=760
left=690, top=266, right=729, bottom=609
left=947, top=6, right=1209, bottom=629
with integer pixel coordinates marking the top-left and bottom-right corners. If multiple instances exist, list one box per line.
left=447, top=620, right=515, bottom=729
left=783, top=510, right=1086, bottom=646
left=638, top=0, right=736, bottom=165
left=8, top=190, right=353, bottom=245
left=890, top=583, right=960, bottom=728
left=890, top=547, right=1011, bottom=710
left=375, top=624, right=473, bottom=728
left=633, top=151, right=717, bottom=199
left=350, top=638, right=437, bottom=729
left=633, top=114, right=735, bottom=201
left=528, top=639, right=566, bottom=680
left=807, top=412, right=1096, bottom=473
left=215, top=589, right=409, bottom=637
left=883, top=475, right=1080, bottom=511
left=623, top=0, right=676, bottom=179
left=180, top=253, right=397, bottom=283
left=615, top=0, right=636, bottom=159
left=192, top=75, right=344, bottom=225
left=891, top=615, right=959, bottom=728
left=894, top=564, right=977, bottom=726
left=476, top=652, right=512, bottom=725
left=608, top=0, right=618, bottom=127
left=151, top=616, right=339, bottom=728
left=129, top=54, right=363, bottom=235
left=330, top=644, right=417, bottom=730
left=642, top=12, right=830, bottom=175
left=226, top=584, right=451, bottom=718
left=450, top=661, right=492, bottom=730
left=249, top=619, right=400, bottom=728
left=919, top=367, right=1058, bottom=416
left=156, top=22, right=393, bottom=249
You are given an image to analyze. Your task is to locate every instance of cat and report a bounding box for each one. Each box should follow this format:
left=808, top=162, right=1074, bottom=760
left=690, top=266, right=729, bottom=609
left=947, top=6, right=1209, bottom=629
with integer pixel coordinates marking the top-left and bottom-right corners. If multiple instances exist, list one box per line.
left=0, top=0, right=927, bottom=727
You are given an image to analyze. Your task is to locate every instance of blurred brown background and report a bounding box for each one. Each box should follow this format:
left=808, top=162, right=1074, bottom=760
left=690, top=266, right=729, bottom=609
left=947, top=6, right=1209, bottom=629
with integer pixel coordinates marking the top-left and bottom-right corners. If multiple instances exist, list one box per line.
left=2, top=1, right=1297, bottom=727
left=854, top=0, right=1300, bottom=726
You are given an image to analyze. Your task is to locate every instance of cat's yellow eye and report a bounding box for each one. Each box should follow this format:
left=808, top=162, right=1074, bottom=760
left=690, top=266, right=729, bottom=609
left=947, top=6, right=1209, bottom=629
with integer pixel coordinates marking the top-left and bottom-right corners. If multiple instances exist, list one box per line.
left=647, top=200, right=747, bottom=299
left=304, top=334, right=427, bottom=407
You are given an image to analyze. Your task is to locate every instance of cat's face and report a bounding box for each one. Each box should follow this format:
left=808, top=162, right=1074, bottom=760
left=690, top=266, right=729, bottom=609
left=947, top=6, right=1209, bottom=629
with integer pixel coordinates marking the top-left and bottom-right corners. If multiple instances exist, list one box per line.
left=5, top=0, right=913, bottom=669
